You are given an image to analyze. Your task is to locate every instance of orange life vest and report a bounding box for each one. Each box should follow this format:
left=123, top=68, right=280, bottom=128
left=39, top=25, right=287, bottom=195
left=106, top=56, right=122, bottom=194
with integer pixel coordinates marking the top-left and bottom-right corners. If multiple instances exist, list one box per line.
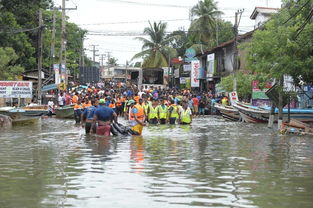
left=74, top=104, right=82, bottom=110
left=129, top=104, right=145, bottom=121
left=72, top=95, right=78, bottom=104
left=134, top=96, right=140, bottom=104
left=83, top=103, right=92, bottom=108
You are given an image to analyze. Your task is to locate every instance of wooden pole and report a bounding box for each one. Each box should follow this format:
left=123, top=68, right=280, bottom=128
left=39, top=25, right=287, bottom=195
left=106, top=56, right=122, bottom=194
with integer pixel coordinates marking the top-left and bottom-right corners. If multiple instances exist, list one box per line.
left=37, top=10, right=43, bottom=105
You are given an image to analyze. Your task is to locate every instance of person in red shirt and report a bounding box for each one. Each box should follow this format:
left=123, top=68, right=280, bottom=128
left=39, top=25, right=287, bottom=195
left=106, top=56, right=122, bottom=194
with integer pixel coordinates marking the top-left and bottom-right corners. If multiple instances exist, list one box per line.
left=192, top=95, right=199, bottom=116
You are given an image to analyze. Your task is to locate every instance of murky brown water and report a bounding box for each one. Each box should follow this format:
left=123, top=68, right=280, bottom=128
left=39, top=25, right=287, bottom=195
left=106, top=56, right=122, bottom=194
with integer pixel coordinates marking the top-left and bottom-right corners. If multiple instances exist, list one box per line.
left=0, top=116, right=313, bottom=208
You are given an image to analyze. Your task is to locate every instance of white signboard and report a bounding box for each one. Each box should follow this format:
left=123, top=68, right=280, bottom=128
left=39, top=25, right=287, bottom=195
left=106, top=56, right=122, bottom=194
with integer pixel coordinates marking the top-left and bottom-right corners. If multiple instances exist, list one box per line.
left=180, top=77, right=186, bottom=84
left=0, top=81, right=32, bottom=98
left=54, top=64, right=60, bottom=84
left=191, top=60, right=200, bottom=87
left=183, top=64, right=191, bottom=72
left=229, top=91, right=239, bottom=105
left=206, top=53, right=215, bottom=79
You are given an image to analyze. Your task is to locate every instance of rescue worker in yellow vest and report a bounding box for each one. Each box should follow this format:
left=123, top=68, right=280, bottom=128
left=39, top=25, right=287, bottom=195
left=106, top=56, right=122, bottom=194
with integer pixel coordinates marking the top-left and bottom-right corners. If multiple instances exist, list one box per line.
left=180, top=101, right=192, bottom=125
left=221, top=96, right=228, bottom=106
left=128, top=99, right=146, bottom=135
left=147, top=99, right=159, bottom=124
left=168, top=99, right=179, bottom=125
left=157, top=98, right=168, bottom=124
left=142, top=96, right=151, bottom=121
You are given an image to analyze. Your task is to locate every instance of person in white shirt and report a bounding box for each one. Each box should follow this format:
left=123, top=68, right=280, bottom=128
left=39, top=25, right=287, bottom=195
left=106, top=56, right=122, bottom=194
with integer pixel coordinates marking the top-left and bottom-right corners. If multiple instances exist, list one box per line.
left=58, top=93, right=65, bottom=107
left=47, top=99, right=54, bottom=117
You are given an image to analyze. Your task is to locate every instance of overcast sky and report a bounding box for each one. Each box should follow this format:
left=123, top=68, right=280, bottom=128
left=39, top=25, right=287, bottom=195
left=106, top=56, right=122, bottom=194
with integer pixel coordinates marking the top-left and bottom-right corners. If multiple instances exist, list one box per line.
left=54, top=0, right=282, bottom=65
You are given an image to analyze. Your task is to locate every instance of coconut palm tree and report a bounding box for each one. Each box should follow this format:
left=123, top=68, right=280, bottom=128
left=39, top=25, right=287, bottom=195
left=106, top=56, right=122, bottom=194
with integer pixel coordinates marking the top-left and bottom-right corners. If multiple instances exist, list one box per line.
left=132, top=21, right=176, bottom=68
left=189, top=0, right=223, bottom=51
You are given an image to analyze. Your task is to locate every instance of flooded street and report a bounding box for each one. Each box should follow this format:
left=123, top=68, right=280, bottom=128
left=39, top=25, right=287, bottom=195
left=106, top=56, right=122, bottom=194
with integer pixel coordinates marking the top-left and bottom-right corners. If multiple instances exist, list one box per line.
left=1, top=116, right=313, bottom=208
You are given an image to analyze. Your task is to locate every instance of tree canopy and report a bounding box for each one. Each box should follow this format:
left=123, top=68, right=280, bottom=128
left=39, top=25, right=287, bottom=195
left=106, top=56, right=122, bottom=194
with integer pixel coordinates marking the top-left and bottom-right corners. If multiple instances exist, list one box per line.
left=0, top=0, right=89, bottom=80
left=132, top=21, right=176, bottom=68
left=246, top=0, right=313, bottom=84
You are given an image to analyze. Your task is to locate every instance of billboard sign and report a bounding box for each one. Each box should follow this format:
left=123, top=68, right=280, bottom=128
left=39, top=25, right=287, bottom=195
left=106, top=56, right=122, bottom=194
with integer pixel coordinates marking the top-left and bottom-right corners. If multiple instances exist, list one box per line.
left=191, top=60, right=200, bottom=87
left=0, top=81, right=32, bottom=98
left=54, top=64, right=61, bottom=84
left=206, top=53, right=215, bottom=79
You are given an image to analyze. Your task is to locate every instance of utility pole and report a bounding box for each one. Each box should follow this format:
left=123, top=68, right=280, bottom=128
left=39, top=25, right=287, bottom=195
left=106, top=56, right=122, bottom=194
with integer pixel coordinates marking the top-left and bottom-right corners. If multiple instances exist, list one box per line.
left=37, top=10, right=44, bottom=104
left=50, top=8, right=56, bottom=74
left=90, top=45, right=99, bottom=66
left=106, top=51, right=111, bottom=62
left=60, top=0, right=66, bottom=67
left=233, top=9, right=244, bottom=92
left=59, top=0, right=77, bottom=84
left=100, top=54, right=106, bottom=67
left=125, top=60, right=128, bottom=83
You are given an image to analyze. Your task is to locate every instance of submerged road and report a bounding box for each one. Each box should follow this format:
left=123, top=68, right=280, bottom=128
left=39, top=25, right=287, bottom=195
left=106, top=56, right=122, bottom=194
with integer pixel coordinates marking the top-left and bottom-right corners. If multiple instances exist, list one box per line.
left=0, top=116, right=313, bottom=208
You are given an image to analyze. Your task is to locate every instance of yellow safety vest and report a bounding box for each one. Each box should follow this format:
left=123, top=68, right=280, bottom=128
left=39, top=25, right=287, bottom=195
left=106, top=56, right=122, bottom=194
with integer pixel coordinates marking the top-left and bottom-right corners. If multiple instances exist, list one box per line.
left=143, top=103, right=150, bottom=115
left=157, top=105, right=168, bottom=119
left=181, top=108, right=192, bottom=124
left=148, top=106, right=158, bottom=119
left=123, top=100, right=128, bottom=112
left=169, top=105, right=179, bottom=118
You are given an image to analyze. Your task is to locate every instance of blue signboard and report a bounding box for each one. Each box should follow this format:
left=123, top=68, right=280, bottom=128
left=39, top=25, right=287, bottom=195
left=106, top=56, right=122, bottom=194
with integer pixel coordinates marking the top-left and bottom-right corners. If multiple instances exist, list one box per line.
left=42, top=84, right=58, bottom=92
left=184, top=48, right=197, bottom=63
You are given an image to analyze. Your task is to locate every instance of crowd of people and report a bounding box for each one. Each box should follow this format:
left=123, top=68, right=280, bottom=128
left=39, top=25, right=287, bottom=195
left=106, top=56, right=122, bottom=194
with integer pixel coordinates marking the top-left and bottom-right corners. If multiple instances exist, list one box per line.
left=53, top=83, right=223, bottom=136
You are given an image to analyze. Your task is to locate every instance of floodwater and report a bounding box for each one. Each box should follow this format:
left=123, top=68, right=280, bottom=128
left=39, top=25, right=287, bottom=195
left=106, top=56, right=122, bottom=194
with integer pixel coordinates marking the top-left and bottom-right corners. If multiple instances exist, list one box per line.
left=0, top=116, right=313, bottom=208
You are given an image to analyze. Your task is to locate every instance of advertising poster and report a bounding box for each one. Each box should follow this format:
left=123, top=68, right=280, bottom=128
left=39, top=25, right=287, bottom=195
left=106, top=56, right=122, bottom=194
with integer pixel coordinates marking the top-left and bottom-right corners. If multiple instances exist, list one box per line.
left=0, top=81, right=32, bottom=98
left=229, top=91, right=239, bottom=105
left=183, top=64, right=191, bottom=72
left=191, top=60, right=200, bottom=87
left=54, top=64, right=61, bottom=84
left=206, top=53, right=215, bottom=79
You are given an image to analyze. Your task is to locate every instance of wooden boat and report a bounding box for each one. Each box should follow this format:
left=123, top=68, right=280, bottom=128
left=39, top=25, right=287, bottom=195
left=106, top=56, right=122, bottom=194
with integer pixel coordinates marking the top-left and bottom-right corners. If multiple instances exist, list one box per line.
left=233, top=102, right=269, bottom=123
left=0, top=107, right=39, bottom=126
left=285, top=119, right=313, bottom=132
left=12, top=116, right=40, bottom=126
left=214, top=103, right=240, bottom=121
left=233, top=102, right=313, bottom=123
left=21, top=105, right=49, bottom=116
left=55, top=105, right=74, bottom=119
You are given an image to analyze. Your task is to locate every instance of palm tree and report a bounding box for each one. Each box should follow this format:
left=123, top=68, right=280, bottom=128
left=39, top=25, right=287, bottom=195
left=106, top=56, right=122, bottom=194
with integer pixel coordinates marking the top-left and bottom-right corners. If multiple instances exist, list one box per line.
left=189, top=0, right=223, bottom=50
left=132, top=21, right=176, bottom=68
left=107, top=57, right=118, bottom=66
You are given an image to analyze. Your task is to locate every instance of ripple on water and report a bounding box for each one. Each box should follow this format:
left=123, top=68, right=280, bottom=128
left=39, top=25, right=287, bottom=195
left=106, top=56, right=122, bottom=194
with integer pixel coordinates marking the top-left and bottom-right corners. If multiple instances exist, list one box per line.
left=0, top=116, right=313, bottom=208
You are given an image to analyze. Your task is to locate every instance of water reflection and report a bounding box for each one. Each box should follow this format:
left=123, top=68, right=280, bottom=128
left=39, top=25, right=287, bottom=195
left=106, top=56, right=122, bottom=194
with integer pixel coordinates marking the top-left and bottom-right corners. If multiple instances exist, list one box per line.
left=0, top=117, right=313, bottom=208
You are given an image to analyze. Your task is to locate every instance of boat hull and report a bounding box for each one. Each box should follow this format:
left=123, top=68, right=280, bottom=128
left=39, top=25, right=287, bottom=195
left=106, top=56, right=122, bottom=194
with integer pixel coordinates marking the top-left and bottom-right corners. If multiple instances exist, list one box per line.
left=21, top=105, right=49, bottom=116
left=233, top=102, right=269, bottom=123
left=12, top=117, right=40, bottom=126
left=214, top=103, right=240, bottom=121
left=234, top=102, right=313, bottom=123
left=55, top=106, right=74, bottom=119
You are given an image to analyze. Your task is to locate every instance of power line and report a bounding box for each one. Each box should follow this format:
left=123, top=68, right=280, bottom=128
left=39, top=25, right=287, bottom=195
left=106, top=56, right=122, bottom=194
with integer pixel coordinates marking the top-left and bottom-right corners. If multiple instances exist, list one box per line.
left=97, top=0, right=253, bottom=11
left=79, top=18, right=189, bottom=26
left=283, top=0, right=311, bottom=25
left=97, top=0, right=190, bottom=8
left=79, top=15, right=251, bottom=26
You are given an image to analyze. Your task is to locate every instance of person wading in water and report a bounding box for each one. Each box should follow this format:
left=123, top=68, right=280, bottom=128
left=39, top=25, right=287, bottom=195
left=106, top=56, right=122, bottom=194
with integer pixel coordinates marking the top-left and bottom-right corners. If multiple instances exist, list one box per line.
left=81, top=99, right=98, bottom=134
left=93, top=99, right=117, bottom=136
left=128, top=99, right=146, bottom=135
